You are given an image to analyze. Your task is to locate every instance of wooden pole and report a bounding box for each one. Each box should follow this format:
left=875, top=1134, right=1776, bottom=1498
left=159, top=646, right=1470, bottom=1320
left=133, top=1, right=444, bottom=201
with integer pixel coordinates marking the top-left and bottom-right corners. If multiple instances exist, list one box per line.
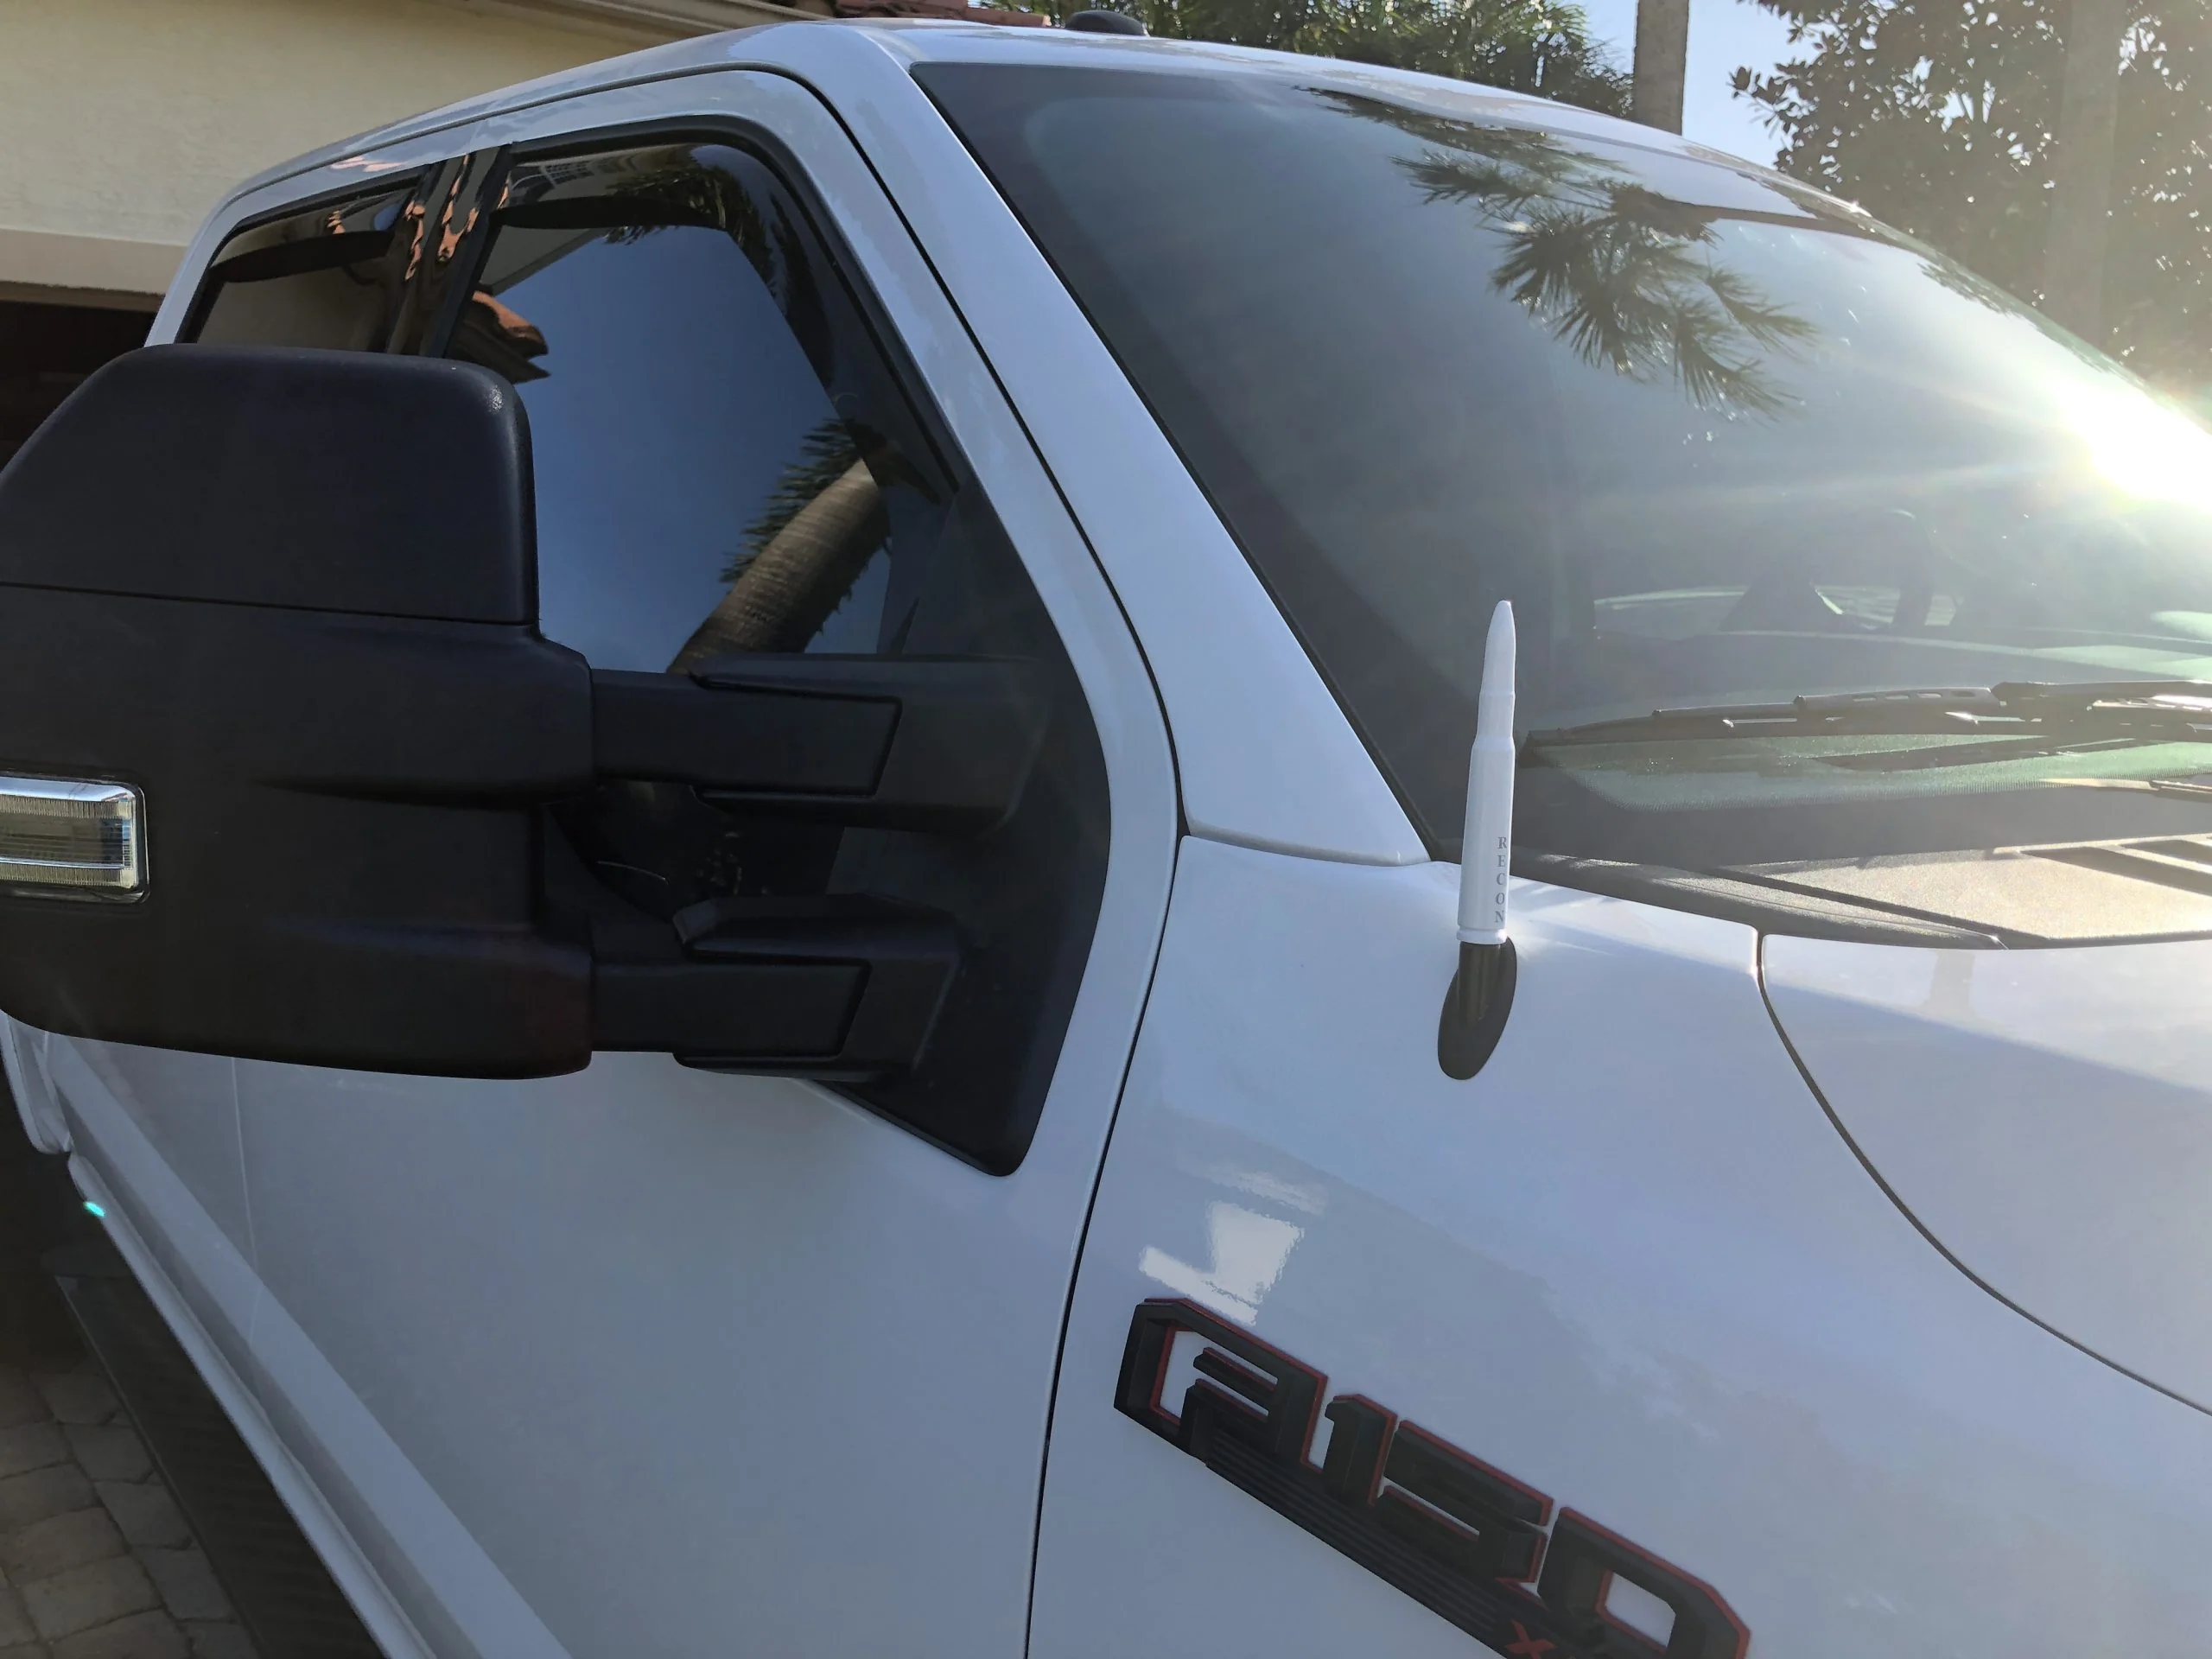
left=1632, top=0, right=1690, bottom=132
left=2042, top=0, right=2128, bottom=340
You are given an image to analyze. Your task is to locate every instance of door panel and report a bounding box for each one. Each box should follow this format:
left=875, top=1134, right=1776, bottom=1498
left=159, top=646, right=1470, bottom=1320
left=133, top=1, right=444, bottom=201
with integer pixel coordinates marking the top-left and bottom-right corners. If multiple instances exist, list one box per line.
left=60, top=1046, right=247, bottom=1256
left=214, top=75, right=1176, bottom=1657
left=237, top=1058, right=1060, bottom=1653
left=44, top=1043, right=259, bottom=1374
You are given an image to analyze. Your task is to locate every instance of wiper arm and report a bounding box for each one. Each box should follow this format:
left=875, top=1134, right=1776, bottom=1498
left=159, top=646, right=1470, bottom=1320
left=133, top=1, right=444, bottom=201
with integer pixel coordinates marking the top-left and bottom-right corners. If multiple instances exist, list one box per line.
left=1528, top=681, right=2212, bottom=747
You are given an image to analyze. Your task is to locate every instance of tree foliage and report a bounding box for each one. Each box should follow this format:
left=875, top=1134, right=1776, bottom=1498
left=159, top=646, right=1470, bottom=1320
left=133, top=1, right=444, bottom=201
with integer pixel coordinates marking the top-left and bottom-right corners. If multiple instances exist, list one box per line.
left=1023, top=0, right=1631, bottom=112
left=1732, top=0, right=2212, bottom=390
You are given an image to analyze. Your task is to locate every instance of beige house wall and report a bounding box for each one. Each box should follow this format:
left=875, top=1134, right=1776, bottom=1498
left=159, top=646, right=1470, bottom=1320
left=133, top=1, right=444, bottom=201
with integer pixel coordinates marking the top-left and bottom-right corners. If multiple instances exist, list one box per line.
left=0, top=0, right=812, bottom=305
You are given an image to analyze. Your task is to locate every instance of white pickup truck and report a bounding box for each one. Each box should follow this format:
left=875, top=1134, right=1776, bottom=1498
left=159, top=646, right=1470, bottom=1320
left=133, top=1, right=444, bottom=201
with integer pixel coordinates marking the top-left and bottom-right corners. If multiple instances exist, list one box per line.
left=3, top=16, right=2212, bottom=1657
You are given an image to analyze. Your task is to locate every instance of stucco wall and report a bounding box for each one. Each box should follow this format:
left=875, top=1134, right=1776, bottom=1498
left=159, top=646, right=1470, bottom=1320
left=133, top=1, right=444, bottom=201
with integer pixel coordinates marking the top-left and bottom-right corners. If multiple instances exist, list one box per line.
left=0, top=0, right=704, bottom=301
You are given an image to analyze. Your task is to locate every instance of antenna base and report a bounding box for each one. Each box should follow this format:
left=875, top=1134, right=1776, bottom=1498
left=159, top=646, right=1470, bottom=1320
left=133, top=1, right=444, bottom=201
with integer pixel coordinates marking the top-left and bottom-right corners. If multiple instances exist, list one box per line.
left=1438, top=938, right=1516, bottom=1080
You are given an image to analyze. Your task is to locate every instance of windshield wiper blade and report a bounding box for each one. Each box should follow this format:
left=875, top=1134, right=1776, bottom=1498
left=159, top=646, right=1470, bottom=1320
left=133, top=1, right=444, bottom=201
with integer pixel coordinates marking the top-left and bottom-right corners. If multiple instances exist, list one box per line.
left=1990, top=679, right=2212, bottom=713
left=1528, top=681, right=2212, bottom=747
left=1529, top=686, right=2004, bottom=744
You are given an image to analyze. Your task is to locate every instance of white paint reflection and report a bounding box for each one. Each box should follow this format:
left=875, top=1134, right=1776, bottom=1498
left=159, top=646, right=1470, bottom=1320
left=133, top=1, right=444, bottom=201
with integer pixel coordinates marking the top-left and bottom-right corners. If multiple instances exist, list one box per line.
left=1138, top=1201, right=1303, bottom=1325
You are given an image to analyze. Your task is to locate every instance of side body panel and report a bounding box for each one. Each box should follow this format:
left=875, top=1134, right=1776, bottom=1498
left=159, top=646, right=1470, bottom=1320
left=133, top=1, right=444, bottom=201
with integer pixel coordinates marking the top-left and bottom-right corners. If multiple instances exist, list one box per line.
left=41, top=1045, right=261, bottom=1400
left=1032, top=838, right=2212, bottom=1657
left=51, top=67, right=1180, bottom=1659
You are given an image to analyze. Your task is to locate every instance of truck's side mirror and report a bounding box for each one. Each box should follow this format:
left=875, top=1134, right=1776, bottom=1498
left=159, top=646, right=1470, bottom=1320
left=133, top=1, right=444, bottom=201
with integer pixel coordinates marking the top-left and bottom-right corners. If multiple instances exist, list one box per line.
left=0, top=346, right=594, bottom=1076
left=0, top=346, right=1046, bottom=1088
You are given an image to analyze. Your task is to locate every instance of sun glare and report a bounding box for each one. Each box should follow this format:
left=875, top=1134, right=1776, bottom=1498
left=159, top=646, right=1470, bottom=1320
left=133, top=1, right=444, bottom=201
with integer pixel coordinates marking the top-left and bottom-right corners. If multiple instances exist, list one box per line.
left=2065, top=381, right=2212, bottom=511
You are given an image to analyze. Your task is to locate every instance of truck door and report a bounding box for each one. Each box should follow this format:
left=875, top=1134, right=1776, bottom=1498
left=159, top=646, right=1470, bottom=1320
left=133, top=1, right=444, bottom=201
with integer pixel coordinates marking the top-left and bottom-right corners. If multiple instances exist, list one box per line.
left=53, top=77, right=1176, bottom=1659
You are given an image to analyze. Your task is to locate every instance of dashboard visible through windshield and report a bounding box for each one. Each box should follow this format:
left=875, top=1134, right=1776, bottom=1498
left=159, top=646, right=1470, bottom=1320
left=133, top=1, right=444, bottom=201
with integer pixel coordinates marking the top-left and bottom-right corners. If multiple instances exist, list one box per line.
left=920, top=60, right=2212, bottom=868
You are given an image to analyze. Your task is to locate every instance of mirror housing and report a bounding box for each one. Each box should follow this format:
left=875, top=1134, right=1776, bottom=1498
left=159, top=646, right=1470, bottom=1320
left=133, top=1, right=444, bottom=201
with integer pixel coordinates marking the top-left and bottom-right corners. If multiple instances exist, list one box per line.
left=0, top=346, right=596, bottom=1074
left=0, top=347, right=1050, bottom=1094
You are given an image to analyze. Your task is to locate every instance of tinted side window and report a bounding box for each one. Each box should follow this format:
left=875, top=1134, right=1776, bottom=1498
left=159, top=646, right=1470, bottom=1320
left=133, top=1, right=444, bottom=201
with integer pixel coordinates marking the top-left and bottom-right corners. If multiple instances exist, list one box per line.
left=183, top=180, right=424, bottom=350
left=450, top=144, right=908, bottom=671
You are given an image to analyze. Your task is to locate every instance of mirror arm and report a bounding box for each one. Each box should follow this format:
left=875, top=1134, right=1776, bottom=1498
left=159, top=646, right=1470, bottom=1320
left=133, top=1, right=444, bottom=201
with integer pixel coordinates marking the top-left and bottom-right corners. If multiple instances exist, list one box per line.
left=591, top=894, right=960, bottom=1079
left=590, top=656, right=1049, bottom=834
left=582, top=654, right=1037, bottom=1078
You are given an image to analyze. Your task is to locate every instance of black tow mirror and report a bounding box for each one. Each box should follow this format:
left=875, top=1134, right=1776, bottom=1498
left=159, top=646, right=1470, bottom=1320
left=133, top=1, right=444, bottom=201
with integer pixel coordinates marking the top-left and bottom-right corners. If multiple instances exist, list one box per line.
left=0, top=346, right=1045, bottom=1087
left=0, top=346, right=594, bottom=1076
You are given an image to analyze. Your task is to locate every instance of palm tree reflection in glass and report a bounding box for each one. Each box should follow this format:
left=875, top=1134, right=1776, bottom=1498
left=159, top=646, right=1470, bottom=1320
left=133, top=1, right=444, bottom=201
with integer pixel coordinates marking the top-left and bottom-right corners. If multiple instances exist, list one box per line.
left=1325, top=93, right=1819, bottom=416
left=449, top=148, right=913, bottom=670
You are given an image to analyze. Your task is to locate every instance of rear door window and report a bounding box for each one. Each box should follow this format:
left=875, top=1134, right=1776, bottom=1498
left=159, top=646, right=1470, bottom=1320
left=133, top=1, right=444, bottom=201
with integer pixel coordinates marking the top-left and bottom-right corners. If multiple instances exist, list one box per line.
left=182, top=179, right=425, bottom=350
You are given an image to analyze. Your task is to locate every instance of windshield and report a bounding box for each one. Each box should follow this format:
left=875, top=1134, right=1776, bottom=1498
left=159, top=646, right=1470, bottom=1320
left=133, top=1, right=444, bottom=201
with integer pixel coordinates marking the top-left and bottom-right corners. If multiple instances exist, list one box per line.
left=919, top=62, right=2212, bottom=864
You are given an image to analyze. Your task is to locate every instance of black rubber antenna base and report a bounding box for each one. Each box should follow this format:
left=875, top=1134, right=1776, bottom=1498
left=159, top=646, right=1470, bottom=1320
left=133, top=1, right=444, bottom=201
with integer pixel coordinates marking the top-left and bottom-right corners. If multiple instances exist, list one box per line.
left=1438, top=938, right=1516, bottom=1080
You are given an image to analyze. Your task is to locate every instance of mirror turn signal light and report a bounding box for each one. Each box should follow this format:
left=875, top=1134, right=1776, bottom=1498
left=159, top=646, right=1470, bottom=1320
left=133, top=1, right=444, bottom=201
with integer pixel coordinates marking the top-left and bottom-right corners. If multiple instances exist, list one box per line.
left=0, top=776, right=144, bottom=898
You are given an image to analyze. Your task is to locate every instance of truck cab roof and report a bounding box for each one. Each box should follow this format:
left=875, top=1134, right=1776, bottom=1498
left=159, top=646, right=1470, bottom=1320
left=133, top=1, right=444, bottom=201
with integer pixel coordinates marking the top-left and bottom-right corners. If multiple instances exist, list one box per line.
left=228, top=14, right=1736, bottom=212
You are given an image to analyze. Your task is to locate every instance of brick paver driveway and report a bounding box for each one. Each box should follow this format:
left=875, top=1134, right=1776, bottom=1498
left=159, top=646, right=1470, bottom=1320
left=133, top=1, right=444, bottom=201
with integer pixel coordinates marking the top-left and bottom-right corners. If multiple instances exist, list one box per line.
left=0, top=1111, right=259, bottom=1659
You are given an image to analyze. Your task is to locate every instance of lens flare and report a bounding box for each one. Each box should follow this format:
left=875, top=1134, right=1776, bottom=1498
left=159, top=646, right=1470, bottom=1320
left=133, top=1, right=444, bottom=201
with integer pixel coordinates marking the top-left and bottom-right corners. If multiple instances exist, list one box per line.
left=2066, top=382, right=2212, bottom=511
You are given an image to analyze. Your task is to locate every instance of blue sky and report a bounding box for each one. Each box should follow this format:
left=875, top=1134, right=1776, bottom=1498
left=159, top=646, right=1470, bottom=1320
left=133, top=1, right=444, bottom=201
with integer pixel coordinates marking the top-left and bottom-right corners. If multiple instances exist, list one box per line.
left=1576, top=0, right=1800, bottom=163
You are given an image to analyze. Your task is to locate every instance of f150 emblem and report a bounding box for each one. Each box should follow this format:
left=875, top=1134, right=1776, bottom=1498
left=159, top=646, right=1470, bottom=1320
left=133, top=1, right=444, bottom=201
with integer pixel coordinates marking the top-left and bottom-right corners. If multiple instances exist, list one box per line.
left=1116, top=1300, right=1748, bottom=1659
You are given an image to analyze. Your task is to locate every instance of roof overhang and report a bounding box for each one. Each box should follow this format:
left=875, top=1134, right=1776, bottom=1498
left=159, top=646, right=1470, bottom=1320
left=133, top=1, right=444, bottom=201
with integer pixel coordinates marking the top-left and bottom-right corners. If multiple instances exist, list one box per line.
left=424, top=0, right=831, bottom=38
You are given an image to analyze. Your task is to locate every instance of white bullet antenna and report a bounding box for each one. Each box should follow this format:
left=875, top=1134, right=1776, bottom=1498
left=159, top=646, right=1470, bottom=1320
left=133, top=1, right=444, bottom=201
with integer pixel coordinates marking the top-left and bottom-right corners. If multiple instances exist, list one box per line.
left=1458, top=601, right=1516, bottom=952
left=1441, top=601, right=1518, bottom=1077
